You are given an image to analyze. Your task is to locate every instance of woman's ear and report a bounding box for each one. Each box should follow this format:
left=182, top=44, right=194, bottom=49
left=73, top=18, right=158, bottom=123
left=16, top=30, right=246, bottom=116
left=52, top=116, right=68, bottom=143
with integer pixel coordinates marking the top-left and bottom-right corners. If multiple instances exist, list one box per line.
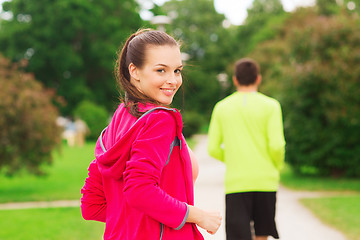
left=128, top=63, right=139, bottom=81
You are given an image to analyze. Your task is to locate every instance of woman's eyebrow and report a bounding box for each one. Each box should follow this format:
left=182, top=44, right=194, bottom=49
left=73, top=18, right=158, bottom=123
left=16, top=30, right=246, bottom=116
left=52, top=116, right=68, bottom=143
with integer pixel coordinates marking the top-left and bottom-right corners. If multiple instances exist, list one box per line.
left=155, top=64, right=183, bottom=68
left=155, top=64, right=168, bottom=67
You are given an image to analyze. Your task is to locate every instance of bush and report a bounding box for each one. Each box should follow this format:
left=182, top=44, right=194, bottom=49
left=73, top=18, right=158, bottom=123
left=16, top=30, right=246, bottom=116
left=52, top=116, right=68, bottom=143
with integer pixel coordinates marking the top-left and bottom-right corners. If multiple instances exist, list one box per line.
left=182, top=111, right=206, bottom=138
left=74, top=100, right=109, bottom=140
left=0, top=56, right=61, bottom=175
left=285, top=12, right=360, bottom=177
left=251, top=9, right=360, bottom=177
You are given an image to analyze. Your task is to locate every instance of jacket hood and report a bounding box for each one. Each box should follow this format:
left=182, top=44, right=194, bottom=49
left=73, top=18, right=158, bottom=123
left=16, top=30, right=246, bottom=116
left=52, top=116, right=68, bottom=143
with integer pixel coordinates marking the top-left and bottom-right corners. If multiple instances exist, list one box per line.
left=94, top=104, right=183, bottom=180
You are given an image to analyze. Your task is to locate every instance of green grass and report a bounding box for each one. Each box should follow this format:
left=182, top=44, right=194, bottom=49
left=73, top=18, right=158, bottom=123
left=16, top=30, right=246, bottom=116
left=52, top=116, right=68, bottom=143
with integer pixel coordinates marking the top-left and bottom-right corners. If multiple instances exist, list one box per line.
left=280, top=164, right=360, bottom=192
left=281, top=164, right=360, bottom=240
left=0, top=207, right=104, bottom=240
left=0, top=142, right=96, bottom=203
left=0, top=138, right=198, bottom=203
left=301, top=196, right=360, bottom=240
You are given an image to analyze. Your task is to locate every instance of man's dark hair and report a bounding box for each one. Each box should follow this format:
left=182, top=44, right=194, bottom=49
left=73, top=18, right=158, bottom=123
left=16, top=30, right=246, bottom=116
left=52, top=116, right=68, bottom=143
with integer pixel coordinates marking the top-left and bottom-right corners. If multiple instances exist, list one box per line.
left=234, top=58, right=260, bottom=86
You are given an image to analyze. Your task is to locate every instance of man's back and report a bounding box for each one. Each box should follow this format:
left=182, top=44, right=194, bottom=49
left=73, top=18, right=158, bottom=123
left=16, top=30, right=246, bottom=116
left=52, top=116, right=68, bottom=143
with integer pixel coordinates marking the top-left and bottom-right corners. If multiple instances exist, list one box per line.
left=208, top=91, right=285, bottom=194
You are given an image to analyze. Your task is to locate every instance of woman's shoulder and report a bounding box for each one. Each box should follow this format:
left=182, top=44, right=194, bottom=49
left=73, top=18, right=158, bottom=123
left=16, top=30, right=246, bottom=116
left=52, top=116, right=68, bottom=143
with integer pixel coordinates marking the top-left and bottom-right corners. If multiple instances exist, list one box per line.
left=140, top=107, right=183, bottom=134
left=143, top=107, right=179, bottom=124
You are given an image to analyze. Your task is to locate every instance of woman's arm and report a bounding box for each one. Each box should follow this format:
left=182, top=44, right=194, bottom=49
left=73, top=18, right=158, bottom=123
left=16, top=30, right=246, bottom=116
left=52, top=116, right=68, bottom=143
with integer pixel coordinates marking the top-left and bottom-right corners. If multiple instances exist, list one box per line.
left=187, top=144, right=222, bottom=233
left=123, top=111, right=222, bottom=233
left=123, top=112, right=189, bottom=229
left=187, top=146, right=199, bottom=182
left=208, top=106, right=224, bottom=162
left=81, top=160, right=107, bottom=222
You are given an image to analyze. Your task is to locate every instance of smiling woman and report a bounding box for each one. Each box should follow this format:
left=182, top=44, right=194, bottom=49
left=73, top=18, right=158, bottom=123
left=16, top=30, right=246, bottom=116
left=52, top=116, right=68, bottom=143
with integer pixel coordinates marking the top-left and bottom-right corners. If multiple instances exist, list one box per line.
left=80, top=29, right=222, bottom=240
left=128, top=45, right=183, bottom=106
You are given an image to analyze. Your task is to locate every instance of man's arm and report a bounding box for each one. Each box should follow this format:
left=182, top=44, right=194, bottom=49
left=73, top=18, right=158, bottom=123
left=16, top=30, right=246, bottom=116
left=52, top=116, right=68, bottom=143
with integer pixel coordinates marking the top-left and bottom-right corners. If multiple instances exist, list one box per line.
left=208, top=106, right=224, bottom=162
left=267, top=102, right=286, bottom=170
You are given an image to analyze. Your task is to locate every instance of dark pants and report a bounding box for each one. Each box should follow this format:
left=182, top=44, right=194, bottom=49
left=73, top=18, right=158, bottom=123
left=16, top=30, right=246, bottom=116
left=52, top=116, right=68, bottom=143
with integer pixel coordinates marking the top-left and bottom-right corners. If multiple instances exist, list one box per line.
left=226, top=192, right=279, bottom=240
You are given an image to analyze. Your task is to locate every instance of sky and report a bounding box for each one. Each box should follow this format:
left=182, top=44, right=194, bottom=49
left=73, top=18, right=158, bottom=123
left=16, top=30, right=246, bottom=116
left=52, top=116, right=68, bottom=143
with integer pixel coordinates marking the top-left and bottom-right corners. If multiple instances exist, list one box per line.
left=0, top=0, right=316, bottom=25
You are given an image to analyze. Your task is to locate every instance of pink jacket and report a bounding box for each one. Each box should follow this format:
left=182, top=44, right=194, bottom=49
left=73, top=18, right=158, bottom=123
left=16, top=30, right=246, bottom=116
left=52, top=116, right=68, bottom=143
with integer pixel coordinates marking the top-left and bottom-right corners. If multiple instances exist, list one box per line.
left=81, top=103, right=204, bottom=240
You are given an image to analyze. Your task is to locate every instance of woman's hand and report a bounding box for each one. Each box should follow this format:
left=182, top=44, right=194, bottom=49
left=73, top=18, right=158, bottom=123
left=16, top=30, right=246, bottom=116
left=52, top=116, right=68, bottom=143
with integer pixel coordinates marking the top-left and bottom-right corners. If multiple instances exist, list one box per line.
left=200, top=210, right=222, bottom=235
left=187, top=205, right=222, bottom=235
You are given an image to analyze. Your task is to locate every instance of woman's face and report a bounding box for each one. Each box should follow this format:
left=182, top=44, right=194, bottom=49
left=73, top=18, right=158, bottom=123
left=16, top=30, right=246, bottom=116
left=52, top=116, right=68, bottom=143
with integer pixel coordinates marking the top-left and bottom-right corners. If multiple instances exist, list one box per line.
left=129, top=45, right=183, bottom=105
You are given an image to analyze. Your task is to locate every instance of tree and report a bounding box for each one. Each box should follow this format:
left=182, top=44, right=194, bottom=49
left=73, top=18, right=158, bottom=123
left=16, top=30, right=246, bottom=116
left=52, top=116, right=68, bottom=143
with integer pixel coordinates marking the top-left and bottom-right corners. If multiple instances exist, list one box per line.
left=160, top=0, right=234, bottom=118
left=316, top=0, right=339, bottom=15
left=74, top=100, right=108, bottom=140
left=235, top=0, right=286, bottom=58
left=247, top=0, right=284, bottom=21
left=250, top=8, right=360, bottom=177
left=0, top=55, right=61, bottom=175
left=0, top=0, right=143, bottom=115
left=316, top=0, right=360, bottom=15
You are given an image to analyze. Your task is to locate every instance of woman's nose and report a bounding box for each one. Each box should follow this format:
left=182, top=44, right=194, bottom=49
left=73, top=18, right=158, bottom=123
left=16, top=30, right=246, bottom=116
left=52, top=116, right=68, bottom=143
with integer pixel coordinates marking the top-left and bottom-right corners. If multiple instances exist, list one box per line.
left=166, top=73, right=177, bottom=84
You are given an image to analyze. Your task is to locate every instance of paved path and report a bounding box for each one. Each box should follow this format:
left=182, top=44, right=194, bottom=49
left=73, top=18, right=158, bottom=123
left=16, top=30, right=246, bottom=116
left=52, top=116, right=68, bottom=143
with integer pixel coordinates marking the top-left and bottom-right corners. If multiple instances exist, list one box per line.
left=0, top=200, right=80, bottom=210
left=192, top=134, right=347, bottom=240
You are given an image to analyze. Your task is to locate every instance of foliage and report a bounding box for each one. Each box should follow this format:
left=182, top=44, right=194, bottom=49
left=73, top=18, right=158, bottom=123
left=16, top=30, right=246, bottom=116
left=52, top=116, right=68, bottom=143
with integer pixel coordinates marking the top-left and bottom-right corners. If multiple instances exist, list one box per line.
left=0, top=55, right=61, bottom=175
left=182, top=110, right=206, bottom=138
left=0, top=0, right=143, bottom=115
left=0, top=141, right=95, bottom=203
left=246, top=0, right=284, bottom=22
left=0, top=207, right=104, bottom=240
left=316, top=0, right=340, bottom=15
left=161, top=0, right=235, bottom=117
left=74, top=101, right=109, bottom=140
left=316, top=0, right=360, bottom=16
left=235, top=0, right=286, bottom=58
left=251, top=9, right=360, bottom=177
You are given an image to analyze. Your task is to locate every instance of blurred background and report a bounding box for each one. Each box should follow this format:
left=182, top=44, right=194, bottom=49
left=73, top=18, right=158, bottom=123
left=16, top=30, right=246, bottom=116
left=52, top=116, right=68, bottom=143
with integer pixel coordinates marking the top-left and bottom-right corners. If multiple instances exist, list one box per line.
left=0, top=0, right=359, bottom=239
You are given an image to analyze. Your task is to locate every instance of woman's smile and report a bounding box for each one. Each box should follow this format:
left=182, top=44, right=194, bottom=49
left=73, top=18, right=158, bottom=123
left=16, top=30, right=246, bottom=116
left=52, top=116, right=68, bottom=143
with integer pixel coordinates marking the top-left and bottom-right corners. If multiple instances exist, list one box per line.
left=161, top=88, right=176, bottom=96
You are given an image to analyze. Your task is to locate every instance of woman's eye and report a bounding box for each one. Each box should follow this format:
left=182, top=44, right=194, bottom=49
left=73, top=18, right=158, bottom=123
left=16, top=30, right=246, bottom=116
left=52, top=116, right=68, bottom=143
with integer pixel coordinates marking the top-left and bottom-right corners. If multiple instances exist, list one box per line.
left=157, top=69, right=165, bottom=73
left=175, top=69, right=182, bottom=74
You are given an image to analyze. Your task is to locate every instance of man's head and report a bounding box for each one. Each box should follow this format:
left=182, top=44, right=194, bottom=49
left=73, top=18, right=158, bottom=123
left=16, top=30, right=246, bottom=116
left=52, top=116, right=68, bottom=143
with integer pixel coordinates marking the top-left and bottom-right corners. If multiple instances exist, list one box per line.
left=233, top=58, right=260, bottom=86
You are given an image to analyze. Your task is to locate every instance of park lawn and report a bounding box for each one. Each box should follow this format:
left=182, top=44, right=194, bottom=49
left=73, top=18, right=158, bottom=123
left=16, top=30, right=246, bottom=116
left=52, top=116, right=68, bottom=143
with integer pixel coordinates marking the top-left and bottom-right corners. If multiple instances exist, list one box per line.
left=0, top=207, right=104, bottom=240
left=0, top=142, right=96, bottom=203
left=301, top=196, right=360, bottom=240
left=281, top=164, right=360, bottom=240
left=280, top=165, right=360, bottom=192
left=0, top=137, right=195, bottom=203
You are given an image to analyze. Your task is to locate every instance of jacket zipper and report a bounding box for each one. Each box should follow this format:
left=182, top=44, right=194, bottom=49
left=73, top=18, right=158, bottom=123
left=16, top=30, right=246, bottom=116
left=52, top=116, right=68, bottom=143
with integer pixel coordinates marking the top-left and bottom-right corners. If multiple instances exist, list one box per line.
left=160, top=223, right=164, bottom=240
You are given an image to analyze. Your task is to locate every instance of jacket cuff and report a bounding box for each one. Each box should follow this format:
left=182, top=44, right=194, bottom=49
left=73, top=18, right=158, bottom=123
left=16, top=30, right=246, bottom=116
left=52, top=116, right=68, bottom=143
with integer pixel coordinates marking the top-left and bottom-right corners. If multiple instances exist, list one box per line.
left=174, top=203, right=189, bottom=230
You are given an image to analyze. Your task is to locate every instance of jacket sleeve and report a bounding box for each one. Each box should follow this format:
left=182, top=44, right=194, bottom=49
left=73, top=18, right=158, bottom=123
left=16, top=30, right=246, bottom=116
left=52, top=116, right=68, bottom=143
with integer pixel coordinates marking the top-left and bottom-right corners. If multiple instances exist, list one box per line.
left=81, top=159, right=107, bottom=222
left=267, top=102, right=286, bottom=170
left=208, top=105, right=224, bottom=161
left=123, top=111, right=188, bottom=230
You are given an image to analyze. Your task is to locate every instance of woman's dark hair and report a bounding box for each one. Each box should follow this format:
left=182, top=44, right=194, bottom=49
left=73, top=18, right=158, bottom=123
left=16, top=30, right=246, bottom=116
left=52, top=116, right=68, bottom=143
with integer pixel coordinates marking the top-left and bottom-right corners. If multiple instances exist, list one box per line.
left=115, top=29, right=180, bottom=117
left=234, top=58, right=260, bottom=86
